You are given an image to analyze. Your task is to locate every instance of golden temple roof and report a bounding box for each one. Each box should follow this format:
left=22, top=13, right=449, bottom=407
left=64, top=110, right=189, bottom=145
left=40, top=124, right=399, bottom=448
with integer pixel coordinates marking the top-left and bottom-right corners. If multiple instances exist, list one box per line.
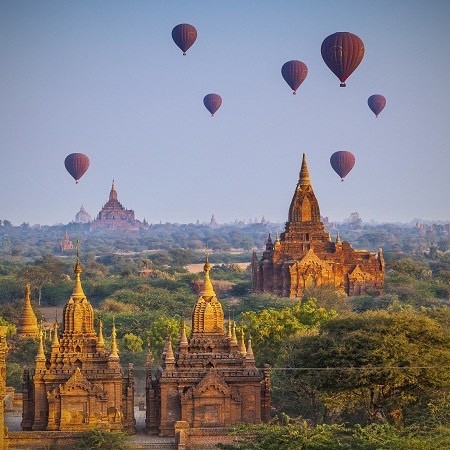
left=17, top=284, right=39, bottom=338
left=192, top=256, right=224, bottom=333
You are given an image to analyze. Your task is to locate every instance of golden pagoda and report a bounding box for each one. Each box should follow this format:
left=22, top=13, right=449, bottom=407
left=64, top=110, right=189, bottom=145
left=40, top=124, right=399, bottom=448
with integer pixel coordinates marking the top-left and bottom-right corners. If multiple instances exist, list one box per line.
left=16, top=284, right=39, bottom=339
left=252, top=154, right=384, bottom=298
left=146, top=255, right=271, bottom=441
left=22, top=254, right=135, bottom=432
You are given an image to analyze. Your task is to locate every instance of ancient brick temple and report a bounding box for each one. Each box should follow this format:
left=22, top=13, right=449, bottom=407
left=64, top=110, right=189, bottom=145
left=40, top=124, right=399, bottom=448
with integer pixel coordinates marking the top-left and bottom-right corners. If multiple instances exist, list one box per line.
left=91, top=180, right=144, bottom=230
left=75, top=205, right=92, bottom=224
left=146, top=257, right=271, bottom=437
left=252, top=154, right=384, bottom=298
left=22, top=258, right=135, bottom=432
left=60, top=231, right=74, bottom=252
left=16, top=284, right=40, bottom=339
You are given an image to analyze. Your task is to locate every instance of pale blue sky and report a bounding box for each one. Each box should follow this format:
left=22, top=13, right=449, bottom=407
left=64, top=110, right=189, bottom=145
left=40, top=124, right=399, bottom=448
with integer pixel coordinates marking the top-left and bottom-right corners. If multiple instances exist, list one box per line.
left=1, top=0, right=449, bottom=225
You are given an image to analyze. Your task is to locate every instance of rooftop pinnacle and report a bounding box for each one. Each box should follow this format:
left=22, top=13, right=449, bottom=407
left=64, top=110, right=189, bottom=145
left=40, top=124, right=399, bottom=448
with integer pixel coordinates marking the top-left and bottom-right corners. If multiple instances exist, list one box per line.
left=299, top=153, right=311, bottom=186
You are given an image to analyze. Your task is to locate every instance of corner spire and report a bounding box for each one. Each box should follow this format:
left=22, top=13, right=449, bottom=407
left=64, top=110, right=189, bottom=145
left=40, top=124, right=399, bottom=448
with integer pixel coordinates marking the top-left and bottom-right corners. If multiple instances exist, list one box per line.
left=98, top=319, right=105, bottom=347
left=299, top=153, right=311, bottom=186
left=52, top=312, right=59, bottom=347
left=36, top=328, right=46, bottom=365
left=239, top=328, right=247, bottom=355
left=109, top=317, right=119, bottom=359
left=231, top=321, right=238, bottom=346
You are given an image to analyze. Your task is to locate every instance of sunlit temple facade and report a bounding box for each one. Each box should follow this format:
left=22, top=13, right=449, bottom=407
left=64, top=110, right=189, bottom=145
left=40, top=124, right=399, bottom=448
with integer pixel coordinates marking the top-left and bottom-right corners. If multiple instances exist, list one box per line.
left=146, top=257, right=271, bottom=441
left=22, top=258, right=135, bottom=432
left=252, top=154, right=385, bottom=298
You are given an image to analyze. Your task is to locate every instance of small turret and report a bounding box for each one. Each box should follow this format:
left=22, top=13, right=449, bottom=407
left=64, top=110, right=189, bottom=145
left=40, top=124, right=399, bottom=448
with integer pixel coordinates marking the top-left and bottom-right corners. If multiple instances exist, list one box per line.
left=17, top=284, right=39, bottom=339
left=239, top=328, right=247, bottom=356
left=245, top=338, right=255, bottom=367
left=97, top=319, right=105, bottom=349
left=179, top=319, right=188, bottom=353
left=35, top=328, right=46, bottom=368
left=109, top=318, right=119, bottom=360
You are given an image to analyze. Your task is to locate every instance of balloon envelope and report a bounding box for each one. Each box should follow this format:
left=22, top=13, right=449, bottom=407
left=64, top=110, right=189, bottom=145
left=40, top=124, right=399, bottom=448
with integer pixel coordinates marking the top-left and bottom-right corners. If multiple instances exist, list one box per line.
left=330, top=151, right=355, bottom=181
left=64, top=153, right=90, bottom=183
left=368, top=94, right=386, bottom=117
left=203, top=93, right=222, bottom=116
left=281, top=60, right=308, bottom=94
left=321, top=32, right=364, bottom=87
left=172, top=23, right=197, bottom=55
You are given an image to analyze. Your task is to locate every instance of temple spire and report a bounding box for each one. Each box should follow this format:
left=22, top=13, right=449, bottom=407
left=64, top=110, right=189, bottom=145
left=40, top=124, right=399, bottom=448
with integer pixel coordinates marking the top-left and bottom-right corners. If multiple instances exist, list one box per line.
left=51, top=312, right=59, bottom=348
left=239, top=328, right=247, bottom=355
left=245, top=338, right=255, bottom=366
left=109, top=318, right=119, bottom=359
left=299, top=153, right=311, bottom=186
left=17, top=283, right=39, bottom=338
left=179, top=319, right=188, bottom=352
left=109, top=179, right=118, bottom=201
left=227, top=320, right=232, bottom=339
left=72, top=240, right=85, bottom=298
left=201, top=251, right=216, bottom=297
left=36, top=328, right=46, bottom=366
left=231, top=321, right=238, bottom=346
left=98, top=319, right=105, bottom=347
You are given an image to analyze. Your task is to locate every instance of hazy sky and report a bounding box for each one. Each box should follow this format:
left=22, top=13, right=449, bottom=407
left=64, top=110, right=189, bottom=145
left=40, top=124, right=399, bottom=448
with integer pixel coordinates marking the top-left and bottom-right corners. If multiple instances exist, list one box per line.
left=1, top=1, right=449, bottom=225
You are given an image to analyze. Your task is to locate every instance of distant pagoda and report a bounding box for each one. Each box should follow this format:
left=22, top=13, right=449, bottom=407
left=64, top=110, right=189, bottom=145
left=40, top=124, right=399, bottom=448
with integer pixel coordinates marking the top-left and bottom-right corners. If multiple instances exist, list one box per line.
left=252, top=154, right=384, bottom=298
left=75, top=205, right=91, bottom=223
left=16, top=284, right=40, bottom=339
left=91, top=181, right=145, bottom=231
left=60, top=231, right=74, bottom=252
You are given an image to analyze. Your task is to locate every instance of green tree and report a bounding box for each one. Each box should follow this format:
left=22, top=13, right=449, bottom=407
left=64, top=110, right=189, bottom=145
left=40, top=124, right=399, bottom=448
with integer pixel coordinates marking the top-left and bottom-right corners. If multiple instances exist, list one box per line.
left=122, top=332, right=143, bottom=353
left=240, top=299, right=337, bottom=366
left=278, top=310, right=450, bottom=425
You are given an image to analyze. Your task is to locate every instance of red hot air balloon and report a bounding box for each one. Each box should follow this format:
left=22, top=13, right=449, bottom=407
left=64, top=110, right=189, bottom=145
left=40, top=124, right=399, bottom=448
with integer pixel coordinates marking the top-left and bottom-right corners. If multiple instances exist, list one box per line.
left=321, top=32, right=364, bottom=87
left=172, top=23, right=197, bottom=55
left=64, top=153, right=90, bottom=184
left=368, top=94, right=386, bottom=117
left=281, top=60, right=308, bottom=94
left=203, top=93, right=222, bottom=116
left=330, top=151, right=355, bottom=181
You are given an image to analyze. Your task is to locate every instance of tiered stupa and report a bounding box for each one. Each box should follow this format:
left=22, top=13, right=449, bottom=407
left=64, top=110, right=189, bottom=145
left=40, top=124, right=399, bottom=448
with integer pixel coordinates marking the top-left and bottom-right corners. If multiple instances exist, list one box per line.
left=252, top=154, right=384, bottom=298
left=60, top=231, right=74, bottom=252
left=146, top=256, right=271, bottom=441
left=91, top=181, right=143, bottom=230
left=75, top=205, right=92, bottom=223
left=22, top=256, right=135, bottom=432
left=16, top=284, right=39, bottom=339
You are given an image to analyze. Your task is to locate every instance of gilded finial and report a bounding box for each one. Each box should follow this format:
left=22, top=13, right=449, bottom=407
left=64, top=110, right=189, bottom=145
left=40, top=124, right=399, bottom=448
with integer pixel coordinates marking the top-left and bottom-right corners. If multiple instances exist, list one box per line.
left=299, top=153, right=311, bottom=187
left=110, top=317, right=119, bottom=358
left=165, top=336, right=175, bottom=363
left=239, top=328, right=246, bottom=355
left=336, top=233, right=342, bottom=245
left=72, top=240, right=85, bottom=297
left=36, top=328, right=46, bottom=362
left=98, top=319, right=105, bottom=347
left=245, top=338, right=255, bottom=363
left=201, top=249, right=216, bottom=297
left=227, top=319, right=232, bottom=339
left=179, top=318, right=188, bottom=347
left=51, top=310, right=59, bottom=346
left=231, top=321, right=238, bottom=345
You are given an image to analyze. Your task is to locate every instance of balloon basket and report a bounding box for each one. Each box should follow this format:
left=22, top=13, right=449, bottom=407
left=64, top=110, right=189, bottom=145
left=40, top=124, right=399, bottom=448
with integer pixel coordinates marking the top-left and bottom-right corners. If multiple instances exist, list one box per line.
left=340, top=83, right=346, bottom=87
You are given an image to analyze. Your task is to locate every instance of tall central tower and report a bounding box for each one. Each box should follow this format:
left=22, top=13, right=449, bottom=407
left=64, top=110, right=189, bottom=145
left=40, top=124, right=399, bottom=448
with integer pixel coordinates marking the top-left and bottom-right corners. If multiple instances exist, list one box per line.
left=252, top=154, right=384, bottom=298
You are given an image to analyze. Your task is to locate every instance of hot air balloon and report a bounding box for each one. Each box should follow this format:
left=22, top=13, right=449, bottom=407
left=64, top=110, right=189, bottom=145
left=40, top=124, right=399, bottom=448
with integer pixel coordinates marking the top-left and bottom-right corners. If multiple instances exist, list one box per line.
left=321, top=32, right=364, bottom=87
left=368, top=94, right=386, bottom=117
left=281, top=60, right=308, bottom=94
left=64, top=153, right=90, bottom=184
left=203, top=93, right=222, bottom=116
left=172, top=23, right=197, bottom=55
left=330, top=151, right=355, bottom=181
